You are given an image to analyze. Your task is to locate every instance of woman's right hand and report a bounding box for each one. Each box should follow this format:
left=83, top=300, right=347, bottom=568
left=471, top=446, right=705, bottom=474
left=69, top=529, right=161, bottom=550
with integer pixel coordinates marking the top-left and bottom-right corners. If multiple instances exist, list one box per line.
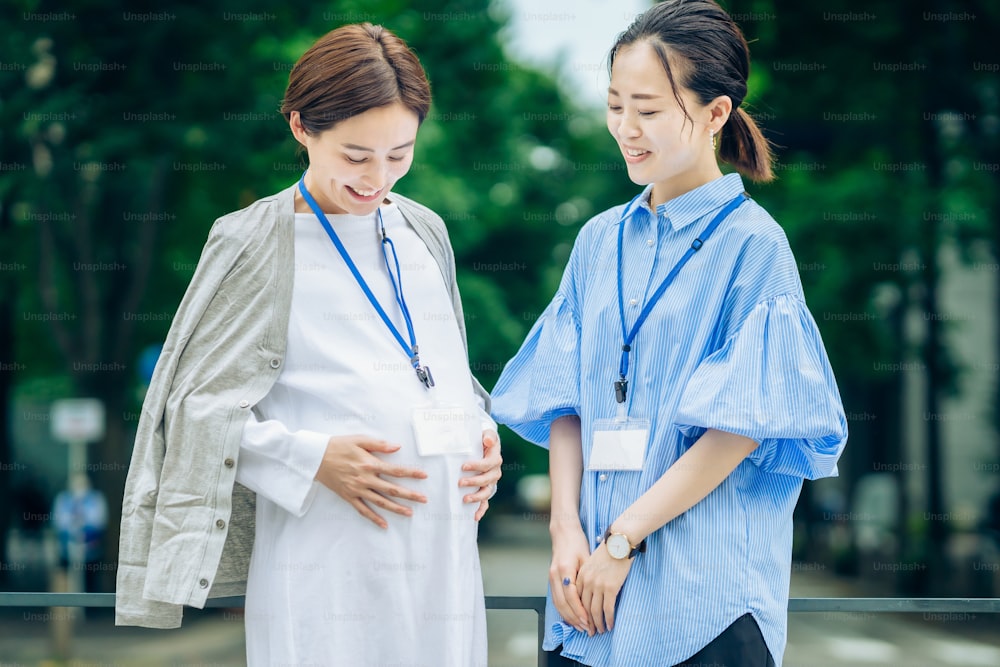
left=314, top=435, right=428, bottom=529
left=549, top=522, right=595, bottom=635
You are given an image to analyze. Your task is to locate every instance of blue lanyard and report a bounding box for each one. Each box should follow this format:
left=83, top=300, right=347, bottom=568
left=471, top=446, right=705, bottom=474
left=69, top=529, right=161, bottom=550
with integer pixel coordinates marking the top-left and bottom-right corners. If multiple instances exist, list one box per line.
left=298, top=173, right=434, bottom=389
left=615, top=190, right=748, bottom=403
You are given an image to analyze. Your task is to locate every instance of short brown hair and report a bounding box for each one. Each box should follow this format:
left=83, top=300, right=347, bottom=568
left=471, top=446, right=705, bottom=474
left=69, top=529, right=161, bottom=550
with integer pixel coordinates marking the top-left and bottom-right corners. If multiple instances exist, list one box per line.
left=280, top=23, right=431, bottom=134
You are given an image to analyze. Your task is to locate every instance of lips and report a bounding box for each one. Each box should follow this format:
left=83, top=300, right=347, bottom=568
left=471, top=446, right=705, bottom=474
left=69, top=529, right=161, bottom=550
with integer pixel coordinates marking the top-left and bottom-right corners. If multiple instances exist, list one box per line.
left=622, top=146, right=651, bottom=164
left=346, top=185, right=383, bottom=202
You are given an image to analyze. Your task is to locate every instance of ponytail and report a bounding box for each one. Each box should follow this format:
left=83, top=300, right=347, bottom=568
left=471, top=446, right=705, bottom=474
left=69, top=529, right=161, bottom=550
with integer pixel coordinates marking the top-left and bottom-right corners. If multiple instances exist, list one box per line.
left=611, top=0, right=776, bottom=182
left=719, top=107, right=774, bottom=182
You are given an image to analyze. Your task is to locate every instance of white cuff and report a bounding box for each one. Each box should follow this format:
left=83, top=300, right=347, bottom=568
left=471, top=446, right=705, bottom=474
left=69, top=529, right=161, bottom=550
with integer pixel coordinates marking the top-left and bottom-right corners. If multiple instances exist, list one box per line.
left=236, top=413, right=328, bottom=517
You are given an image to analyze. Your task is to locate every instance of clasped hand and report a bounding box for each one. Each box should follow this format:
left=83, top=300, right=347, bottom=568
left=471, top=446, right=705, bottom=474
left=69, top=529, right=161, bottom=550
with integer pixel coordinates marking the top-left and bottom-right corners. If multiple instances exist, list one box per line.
left=550, top=526, right=633, bottom=636
left=314, top=429, right=502, bottom=528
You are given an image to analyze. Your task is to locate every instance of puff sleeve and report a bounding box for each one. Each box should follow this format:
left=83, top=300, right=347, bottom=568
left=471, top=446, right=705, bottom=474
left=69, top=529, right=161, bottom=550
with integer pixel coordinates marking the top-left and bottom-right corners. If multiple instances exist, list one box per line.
left=674, top=293, right=847, bottom=480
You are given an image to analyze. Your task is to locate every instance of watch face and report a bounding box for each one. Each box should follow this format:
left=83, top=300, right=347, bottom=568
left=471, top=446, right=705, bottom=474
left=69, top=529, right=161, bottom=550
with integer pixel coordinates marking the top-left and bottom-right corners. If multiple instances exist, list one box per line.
left=607, top=533, right=630, bottom=559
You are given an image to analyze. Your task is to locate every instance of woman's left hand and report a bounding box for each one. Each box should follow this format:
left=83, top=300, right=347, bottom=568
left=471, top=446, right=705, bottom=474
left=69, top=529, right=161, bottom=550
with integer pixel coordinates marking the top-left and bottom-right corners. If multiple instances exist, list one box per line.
left=460, top=429, right=502, bottom=521
left=577, top=543, right=633, bottom=634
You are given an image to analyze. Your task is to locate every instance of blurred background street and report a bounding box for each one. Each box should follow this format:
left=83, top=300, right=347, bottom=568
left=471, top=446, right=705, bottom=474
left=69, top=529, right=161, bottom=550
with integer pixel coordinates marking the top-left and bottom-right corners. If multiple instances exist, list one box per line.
left=2, top=517, right=999, bottom=666
left=3, top=0, right=1000, bottom=665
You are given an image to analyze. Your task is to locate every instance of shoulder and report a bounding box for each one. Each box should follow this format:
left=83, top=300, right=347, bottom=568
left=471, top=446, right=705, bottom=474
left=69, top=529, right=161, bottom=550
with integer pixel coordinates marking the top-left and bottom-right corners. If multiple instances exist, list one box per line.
left=725, top=197, right=795, bottom=259
left=199, top=185, right=294, bottom=270
left=211, top=187, right=287, bottom=239
left=723, top=197, right=802, bottom=294
left=573, top=200, right=631, bottom=251
left=387, top=192, right=456, bottom=280
left=388, top=191, right=447, bottom=232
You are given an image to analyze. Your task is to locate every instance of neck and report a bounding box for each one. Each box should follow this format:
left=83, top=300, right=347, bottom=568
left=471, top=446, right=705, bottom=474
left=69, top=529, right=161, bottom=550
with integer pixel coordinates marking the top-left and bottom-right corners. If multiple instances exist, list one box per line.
left=295, top=172, right=347, bottom=215
left=650, top=162, right=724, bottom=210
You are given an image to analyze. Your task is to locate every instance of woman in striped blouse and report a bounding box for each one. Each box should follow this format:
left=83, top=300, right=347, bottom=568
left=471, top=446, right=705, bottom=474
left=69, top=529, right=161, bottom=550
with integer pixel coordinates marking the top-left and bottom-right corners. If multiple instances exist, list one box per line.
left=491, top=1, right=847, bottom=665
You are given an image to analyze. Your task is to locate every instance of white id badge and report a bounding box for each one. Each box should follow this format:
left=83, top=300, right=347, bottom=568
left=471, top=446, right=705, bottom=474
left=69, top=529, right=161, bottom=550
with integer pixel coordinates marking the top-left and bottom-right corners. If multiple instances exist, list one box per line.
left=412, top=404, right=476, bottom=457
left=588, top=418, right=650, bottom=471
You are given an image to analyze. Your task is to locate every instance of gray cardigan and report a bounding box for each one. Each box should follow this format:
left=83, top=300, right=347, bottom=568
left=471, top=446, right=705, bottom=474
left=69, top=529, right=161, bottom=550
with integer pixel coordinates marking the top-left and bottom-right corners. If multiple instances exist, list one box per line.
left=115, top=182, right=488, bottom=628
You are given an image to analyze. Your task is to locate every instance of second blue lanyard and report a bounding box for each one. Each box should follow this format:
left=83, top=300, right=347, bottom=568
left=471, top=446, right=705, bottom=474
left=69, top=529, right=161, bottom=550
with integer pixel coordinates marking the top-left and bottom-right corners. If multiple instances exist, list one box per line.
left=615, top=191, right=748, bottom=403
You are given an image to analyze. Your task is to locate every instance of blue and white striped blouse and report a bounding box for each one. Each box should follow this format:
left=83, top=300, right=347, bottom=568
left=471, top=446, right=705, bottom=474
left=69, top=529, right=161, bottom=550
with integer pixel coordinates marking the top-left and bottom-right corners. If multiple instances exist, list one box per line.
left=491, top=173, right=848, bottom=667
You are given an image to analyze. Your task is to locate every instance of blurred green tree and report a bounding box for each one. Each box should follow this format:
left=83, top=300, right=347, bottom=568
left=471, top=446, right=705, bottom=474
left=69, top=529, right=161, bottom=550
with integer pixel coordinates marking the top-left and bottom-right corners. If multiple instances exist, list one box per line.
left=726, top=0, right=1000, bottom=593
left=0, top=0, right=626, bottom=578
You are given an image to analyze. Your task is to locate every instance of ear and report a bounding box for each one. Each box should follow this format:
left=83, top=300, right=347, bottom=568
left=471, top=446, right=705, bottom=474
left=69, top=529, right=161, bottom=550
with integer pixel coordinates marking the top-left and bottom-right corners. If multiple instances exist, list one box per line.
left=705, top=95, right=733, bottom=135
left=289, top=110, right=309, bottom=146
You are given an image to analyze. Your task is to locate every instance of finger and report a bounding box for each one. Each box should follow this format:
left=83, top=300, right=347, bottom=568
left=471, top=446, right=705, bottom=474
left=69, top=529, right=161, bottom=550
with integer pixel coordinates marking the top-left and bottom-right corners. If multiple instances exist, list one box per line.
left=564, top=582, right=591, bottom=633
left=376, top=461, right=428, bottom=480
left=580, top=589, right=596, bottom=637
left=357, top=438, right=401, bottom=453
left=463, top=485, right=495, bottom=504
left=462, top=458, right=493, bottom=473
left=474, top=499, right=488, bottom=522
left=591, top=592, right=606, bottom=634
left=604, top=590, right=617, bottom=632
left=553, top=590, right=584, bottom=632
left=482, top=429, right=500, bottom=448
left=563, top=583, right=590, bottom=633
left=458, top=470, right=501, bottom=488
left=550, top=574, right=584, bottom=632
left=463, top=447, right=502, bottom=473
left=351, top=498, right=387, bottom=529
left=375, top=479, right=428, bottom=504
left=363, top=490, right=414, bottom=518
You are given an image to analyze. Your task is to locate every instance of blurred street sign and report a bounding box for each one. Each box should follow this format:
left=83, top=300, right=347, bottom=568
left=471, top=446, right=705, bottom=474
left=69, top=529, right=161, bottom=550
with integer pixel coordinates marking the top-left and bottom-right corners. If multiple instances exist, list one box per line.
left=51, top=399, right=105, bottom=443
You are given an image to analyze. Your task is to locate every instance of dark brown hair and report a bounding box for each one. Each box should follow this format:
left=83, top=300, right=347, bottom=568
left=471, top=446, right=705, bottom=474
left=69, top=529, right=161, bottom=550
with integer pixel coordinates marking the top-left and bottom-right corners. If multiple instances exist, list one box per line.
left=610, top=0, right=774, bottom=181
left=280, top=23, right=431, bottom=133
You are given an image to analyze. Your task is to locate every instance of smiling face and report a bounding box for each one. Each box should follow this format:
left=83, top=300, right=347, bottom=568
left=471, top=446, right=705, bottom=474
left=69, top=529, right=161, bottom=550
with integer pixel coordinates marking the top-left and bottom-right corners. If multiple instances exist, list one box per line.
left=607, top=40, right=731, bottom=207
left=291, top=101, right=420, bottom=215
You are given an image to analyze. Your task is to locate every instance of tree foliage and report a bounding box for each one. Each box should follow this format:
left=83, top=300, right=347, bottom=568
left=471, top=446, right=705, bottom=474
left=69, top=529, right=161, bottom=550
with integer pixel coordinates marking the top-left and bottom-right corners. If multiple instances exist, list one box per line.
left=2, top=0, right=998, bottom=595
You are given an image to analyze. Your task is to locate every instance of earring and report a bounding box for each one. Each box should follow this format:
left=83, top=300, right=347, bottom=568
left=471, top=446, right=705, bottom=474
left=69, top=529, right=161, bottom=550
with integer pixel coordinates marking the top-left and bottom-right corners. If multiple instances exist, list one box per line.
left=710, top=130, right=717, bottom=150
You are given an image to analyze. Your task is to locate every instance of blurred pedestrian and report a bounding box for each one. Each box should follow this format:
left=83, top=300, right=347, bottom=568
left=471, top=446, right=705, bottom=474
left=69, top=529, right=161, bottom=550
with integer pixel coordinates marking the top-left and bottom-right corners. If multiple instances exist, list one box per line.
left=53, top=472, right=107, bottom=592
left=116, top=23, right=500, bottom=667
left=491, top=1, right=847, bottom=665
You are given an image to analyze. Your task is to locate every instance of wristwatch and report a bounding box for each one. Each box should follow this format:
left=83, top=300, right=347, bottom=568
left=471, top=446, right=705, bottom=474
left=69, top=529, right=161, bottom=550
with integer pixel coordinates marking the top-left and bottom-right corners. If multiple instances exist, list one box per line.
left=603, top=529, right=647, bottom=560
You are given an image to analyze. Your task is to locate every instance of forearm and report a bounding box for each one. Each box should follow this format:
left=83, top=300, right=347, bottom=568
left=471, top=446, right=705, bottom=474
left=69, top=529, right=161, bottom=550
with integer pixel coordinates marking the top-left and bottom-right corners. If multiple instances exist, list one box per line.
left=609, top=428, right=758, bottom=542
left=548, top=415, right=584, bottom=535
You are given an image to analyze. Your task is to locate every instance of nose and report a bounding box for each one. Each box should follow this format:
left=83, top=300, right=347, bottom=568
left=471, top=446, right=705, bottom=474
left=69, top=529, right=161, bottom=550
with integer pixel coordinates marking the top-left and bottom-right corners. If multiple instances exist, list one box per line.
left=616, top=111, right=642, bottom=140
left=361, top=160, right=390, bottom=190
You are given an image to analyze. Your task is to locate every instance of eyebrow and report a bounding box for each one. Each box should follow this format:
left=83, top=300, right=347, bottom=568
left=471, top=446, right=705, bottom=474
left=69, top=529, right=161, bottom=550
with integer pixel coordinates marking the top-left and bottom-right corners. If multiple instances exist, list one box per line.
left=341, top=141, right=415, bottom=152
left=607, top=88, right=663, bottom=100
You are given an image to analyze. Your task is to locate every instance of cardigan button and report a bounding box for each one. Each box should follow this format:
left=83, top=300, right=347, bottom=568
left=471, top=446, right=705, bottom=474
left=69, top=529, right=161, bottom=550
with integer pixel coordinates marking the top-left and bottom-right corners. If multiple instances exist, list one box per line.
left=199, top=578, right=209, bottom=588
left=270, top=358, right=281, bottom=369
left=224, top=458, right=235, bottom=468
left=238, top=400, right=249, bottom=408
left=216, top=519, right=225, bottom=529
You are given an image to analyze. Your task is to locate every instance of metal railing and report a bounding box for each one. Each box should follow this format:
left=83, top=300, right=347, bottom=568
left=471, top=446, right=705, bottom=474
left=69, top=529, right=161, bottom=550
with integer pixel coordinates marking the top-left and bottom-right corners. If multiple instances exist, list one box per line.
left=2, top=593, right=999, bottom=666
